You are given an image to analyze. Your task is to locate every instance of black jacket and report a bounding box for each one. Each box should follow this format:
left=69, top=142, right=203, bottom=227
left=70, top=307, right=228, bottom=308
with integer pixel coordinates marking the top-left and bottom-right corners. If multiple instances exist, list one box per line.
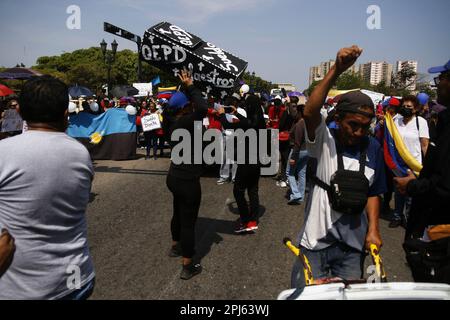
left=407, top=107, right=450, bottom=236
left=167, top=85, right=208, bottom=180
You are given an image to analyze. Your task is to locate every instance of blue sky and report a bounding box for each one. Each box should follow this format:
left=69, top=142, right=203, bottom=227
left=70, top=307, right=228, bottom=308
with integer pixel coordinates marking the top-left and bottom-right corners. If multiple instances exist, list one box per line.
left=0, top=0, right=449, bottom=90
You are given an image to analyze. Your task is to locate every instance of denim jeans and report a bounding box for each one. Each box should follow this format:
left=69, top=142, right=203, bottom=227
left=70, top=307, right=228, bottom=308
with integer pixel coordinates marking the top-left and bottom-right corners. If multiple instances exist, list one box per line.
left=290, top=243, right=365, bottom=288
left=286, top=149, right=309, bottom=201
left=59, top=278, right=95, bottom=300
left=393, top=188, right=412, bottom=222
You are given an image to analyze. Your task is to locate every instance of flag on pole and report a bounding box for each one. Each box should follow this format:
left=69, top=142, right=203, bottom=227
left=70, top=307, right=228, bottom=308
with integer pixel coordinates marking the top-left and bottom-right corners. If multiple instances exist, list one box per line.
left=151, top=75, right=161, bottom=86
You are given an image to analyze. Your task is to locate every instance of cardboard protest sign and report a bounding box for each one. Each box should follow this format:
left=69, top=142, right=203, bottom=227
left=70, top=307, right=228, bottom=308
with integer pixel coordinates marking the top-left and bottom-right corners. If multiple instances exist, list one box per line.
left=133, top=83, right=153, bottom=97
left=139, top=22, right=248, bottom=98
left=142, top=113, right=161, bottom=132
left=1, top=109, right=23, bottom=132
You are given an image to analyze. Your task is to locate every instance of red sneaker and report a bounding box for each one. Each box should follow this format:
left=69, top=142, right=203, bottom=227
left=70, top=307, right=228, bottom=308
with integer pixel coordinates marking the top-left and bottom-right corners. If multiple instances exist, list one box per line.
left=246, top=220, right=258, bottom=232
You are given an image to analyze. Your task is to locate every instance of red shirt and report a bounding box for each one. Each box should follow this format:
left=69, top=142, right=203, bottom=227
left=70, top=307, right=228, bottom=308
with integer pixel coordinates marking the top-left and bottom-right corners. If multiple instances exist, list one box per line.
left=207, top=108, right=222, bottom=131
left=268, top=105, right=286, bottom=129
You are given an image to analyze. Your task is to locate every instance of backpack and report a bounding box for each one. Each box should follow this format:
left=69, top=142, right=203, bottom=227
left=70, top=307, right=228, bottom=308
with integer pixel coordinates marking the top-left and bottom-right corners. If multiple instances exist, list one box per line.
left=312, top=135, right=370, bottom=215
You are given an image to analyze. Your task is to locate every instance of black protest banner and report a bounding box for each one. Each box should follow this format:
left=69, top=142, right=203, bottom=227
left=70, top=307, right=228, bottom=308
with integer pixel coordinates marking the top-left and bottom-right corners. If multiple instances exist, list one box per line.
left=139, top=22, right=248, bottom=98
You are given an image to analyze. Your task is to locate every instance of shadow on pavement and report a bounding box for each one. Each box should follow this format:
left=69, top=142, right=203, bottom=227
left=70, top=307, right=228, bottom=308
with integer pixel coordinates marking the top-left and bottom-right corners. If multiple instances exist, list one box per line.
left=194, top=205, right=267, bottom=262
left=89, top=192, right=98, bottom=203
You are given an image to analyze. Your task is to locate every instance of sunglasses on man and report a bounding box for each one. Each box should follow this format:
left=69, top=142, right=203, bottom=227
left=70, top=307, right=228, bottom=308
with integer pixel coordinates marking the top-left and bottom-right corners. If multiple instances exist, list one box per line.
left=434, top=71, right=450, bottom=86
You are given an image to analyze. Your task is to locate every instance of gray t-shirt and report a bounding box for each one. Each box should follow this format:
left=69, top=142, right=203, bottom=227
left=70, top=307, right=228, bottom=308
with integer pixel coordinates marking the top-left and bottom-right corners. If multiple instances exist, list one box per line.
left=0, top=130, right=95, bottom=299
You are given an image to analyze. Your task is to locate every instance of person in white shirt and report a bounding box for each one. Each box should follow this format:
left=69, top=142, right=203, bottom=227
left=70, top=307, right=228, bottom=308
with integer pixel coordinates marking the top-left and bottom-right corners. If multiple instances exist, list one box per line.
left=291, top=46, right=386, bottom=287
left=390, top=95, right=430, bottom=228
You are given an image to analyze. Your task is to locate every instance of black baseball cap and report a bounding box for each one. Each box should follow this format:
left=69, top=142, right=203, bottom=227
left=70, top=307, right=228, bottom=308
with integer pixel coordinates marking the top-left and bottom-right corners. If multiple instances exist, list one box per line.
left=335, top=91, right=374, bottom=118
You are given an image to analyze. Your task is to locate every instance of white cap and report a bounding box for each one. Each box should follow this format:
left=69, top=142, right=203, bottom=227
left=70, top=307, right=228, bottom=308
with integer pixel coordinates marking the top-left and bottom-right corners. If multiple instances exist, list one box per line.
left=125, top=105, right=137, bottom=115
left=274, top=95, right=282, bottom=101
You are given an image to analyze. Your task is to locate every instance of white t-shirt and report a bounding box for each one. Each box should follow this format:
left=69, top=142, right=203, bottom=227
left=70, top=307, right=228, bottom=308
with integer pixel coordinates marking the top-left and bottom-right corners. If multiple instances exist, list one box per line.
left=393, top=115, right=429, bottom=164
left=0, top=131, right=95, bottom=299
left=298, top=116, right=386, bottom=252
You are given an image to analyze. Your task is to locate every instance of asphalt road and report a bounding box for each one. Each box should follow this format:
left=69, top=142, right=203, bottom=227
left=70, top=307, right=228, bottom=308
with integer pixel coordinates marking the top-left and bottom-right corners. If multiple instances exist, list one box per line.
left=87, top=149, right=412, bottom=300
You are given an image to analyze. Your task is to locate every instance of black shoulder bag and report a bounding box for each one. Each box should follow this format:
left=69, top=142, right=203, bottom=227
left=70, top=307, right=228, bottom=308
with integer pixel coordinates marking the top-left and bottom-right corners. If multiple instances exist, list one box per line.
left=312, top=137, right=370, bottom=215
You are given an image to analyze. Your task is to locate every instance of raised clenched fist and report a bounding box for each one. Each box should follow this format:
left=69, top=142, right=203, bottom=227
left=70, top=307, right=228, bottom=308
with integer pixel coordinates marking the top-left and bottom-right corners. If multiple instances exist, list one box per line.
left=335, top=45, right=363, bottom=75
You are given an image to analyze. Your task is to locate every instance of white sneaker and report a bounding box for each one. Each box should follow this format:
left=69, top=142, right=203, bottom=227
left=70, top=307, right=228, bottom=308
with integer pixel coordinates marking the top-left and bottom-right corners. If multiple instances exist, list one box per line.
left=279, top=181, right=287, bottom=188
left=217, top=178, right=228, bottom=185
left=275, top=181, right=281, bottom=187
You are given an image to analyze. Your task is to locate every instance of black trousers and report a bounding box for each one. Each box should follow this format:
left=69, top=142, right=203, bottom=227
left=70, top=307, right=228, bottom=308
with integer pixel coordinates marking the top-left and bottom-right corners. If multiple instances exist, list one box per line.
left=166, top=174, right=201, bottom=259
left=233, top=164, right=261, bottom=223
left=279, top=141, right=291, bottom=180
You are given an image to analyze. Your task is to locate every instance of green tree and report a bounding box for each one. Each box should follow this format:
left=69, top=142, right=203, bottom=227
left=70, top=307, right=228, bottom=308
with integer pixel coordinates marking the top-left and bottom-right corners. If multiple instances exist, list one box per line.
left=31, top=47, right=275, bottom=95
left=392, top=64, right=417, bottom=91
left=242, top=71, right=276, bottom=93
left=335, top=73, right=368, bottom=90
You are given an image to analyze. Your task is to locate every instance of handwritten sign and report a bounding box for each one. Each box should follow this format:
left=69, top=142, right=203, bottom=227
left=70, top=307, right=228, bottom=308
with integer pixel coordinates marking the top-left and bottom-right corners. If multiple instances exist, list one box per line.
left=140, top=21, right=248, bottom=96
left=142, top=113, right=161, bottom=132
left=154, top=22, right=202, bottom=48
left=133, top=83, right=153, bottom=97
left=1, top=109, right=23, bottom=132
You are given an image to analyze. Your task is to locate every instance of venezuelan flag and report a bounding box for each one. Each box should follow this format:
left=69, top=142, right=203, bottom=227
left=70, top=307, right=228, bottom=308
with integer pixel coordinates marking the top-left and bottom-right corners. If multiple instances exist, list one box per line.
left=157, top=86, right=178, bottom=99
left=383, top=113, right=422, bottom=177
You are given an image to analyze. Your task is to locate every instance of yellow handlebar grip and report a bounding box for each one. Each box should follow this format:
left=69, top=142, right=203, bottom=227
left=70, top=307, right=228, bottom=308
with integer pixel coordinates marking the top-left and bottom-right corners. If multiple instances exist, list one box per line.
left=284, top=239, right=300, bottom=257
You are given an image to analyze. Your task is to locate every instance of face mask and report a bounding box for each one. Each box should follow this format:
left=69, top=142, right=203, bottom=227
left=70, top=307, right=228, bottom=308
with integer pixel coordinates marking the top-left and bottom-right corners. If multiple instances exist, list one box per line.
left=399, top=107, right=413, bottom=118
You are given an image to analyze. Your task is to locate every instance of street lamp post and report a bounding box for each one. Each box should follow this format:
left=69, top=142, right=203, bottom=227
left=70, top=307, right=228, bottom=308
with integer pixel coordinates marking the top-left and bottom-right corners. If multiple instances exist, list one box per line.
left=100, top=39, right=118, bottom=96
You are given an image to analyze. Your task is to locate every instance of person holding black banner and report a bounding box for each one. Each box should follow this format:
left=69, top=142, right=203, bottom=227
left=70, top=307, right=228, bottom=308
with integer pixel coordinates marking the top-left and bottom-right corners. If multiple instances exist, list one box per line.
left=166, top=69, right=208, bottom=280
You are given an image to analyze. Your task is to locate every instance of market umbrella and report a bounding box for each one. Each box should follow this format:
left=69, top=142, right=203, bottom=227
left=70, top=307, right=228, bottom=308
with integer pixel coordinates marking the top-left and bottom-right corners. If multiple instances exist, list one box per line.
left=0, top=84, right=15, bottom=97
left=69, top=85, right=93, bottom=98
left=110, top=85, right=139, bottom=98
left=0, top=67, right=42, bottom=80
